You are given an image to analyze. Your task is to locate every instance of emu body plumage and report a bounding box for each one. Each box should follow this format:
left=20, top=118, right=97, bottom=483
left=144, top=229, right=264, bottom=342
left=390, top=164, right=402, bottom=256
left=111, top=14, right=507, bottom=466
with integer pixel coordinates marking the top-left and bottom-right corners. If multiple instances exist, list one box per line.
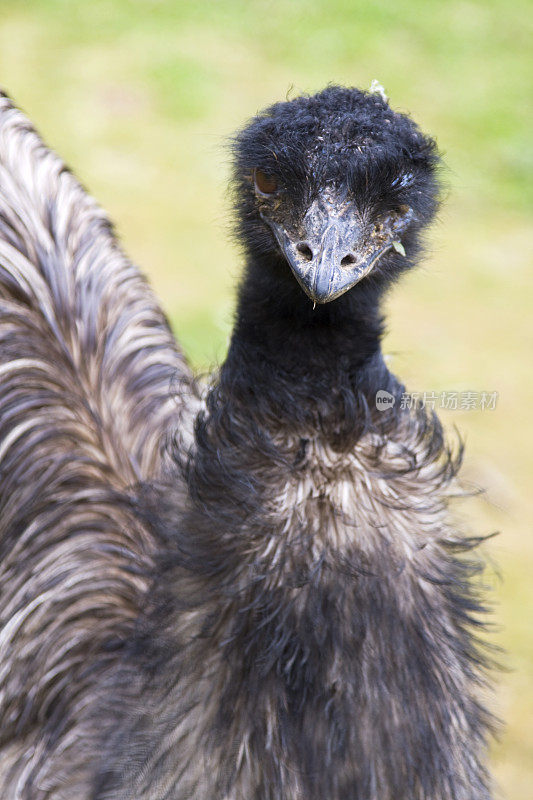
left=0, top=89, right=494, bottom=799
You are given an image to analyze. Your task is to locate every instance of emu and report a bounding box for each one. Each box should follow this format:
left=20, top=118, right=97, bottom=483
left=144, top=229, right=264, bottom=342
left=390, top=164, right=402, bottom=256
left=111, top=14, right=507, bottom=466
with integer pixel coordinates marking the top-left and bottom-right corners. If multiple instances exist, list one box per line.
left=0, top=87, right=494, bottom=799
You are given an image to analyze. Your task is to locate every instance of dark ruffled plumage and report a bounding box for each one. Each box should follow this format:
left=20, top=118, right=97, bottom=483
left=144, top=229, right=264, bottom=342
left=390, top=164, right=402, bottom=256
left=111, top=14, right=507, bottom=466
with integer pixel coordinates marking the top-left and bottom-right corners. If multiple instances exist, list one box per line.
left=0, top=87, right=496, bottom=800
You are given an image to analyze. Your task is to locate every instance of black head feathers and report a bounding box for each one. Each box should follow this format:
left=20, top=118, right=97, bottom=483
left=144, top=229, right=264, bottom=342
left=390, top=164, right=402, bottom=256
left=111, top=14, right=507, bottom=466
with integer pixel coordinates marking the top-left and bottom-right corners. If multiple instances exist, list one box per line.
left=232, top=86, right=441, bottom=304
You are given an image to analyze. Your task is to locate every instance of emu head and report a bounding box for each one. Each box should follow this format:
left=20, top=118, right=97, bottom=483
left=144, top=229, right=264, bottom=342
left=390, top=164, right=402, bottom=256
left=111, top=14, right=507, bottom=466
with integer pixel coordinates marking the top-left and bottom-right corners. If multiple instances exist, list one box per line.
left=232, top=86, right=440, bottom=305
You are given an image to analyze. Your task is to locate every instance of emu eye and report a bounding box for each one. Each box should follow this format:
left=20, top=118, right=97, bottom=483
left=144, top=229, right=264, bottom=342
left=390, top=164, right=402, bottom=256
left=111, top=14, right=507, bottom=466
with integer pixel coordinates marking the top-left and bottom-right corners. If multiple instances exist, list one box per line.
left=254, top=168, right=278, bottom=196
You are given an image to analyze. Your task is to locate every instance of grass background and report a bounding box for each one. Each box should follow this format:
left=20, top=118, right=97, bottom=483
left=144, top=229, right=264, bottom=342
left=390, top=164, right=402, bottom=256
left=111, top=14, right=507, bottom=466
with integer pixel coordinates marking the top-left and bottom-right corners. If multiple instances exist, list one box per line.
left=0, top=0, right=531, bottom=795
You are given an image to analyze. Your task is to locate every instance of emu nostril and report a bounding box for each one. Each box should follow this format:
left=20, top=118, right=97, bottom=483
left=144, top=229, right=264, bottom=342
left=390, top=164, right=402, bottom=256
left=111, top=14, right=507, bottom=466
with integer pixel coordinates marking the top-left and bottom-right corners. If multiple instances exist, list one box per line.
left=340, top=253, right=356, bottom=267
left=296, top=243, right=313, bottom=261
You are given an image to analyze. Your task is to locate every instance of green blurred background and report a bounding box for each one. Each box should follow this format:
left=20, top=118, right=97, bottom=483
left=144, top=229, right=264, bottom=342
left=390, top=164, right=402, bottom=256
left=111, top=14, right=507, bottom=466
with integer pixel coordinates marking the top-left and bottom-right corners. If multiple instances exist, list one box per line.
left=0, top=0, right=531, bottom=795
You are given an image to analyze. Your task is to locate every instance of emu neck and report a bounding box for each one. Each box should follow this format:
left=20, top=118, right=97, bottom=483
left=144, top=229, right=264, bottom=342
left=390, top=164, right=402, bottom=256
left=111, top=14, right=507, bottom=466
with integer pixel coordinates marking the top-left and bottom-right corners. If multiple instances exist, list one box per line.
left=220, top=257, right=387, bottom=434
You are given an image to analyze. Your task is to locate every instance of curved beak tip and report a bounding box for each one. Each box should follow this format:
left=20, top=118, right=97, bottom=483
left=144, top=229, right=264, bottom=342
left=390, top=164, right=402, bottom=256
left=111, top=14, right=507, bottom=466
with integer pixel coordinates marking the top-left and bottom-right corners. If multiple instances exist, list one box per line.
left=291, top=259, right=372, bottom=304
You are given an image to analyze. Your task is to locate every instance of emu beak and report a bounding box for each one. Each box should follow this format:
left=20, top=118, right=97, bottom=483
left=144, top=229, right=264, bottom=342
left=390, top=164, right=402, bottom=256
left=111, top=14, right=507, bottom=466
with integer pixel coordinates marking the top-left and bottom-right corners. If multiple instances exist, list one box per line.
left=267, top=195, right=412, bottom=304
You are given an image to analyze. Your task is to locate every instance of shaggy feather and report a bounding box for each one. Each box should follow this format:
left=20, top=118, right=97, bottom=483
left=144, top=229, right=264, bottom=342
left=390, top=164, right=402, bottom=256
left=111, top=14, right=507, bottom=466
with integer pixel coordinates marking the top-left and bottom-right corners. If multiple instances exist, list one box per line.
left=0, top=92, right=190, bottom=798
left=0, top=87, right=496, bottom=800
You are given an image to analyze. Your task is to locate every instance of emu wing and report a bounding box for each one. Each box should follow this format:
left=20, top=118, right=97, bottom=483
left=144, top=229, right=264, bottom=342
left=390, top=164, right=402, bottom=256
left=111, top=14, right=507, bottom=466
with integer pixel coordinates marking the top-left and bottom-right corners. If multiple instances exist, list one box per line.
left=0, top=94, right=190, bottom=797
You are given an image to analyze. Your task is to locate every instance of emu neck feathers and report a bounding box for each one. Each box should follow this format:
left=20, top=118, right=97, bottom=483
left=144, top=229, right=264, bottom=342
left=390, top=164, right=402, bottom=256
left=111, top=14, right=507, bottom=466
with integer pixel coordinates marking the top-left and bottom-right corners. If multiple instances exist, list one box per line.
left=231, top=259, right=385, bottom=382
left=177, top=269, right=452, bottom=572
left=219, top=261, right=387, bottom=440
